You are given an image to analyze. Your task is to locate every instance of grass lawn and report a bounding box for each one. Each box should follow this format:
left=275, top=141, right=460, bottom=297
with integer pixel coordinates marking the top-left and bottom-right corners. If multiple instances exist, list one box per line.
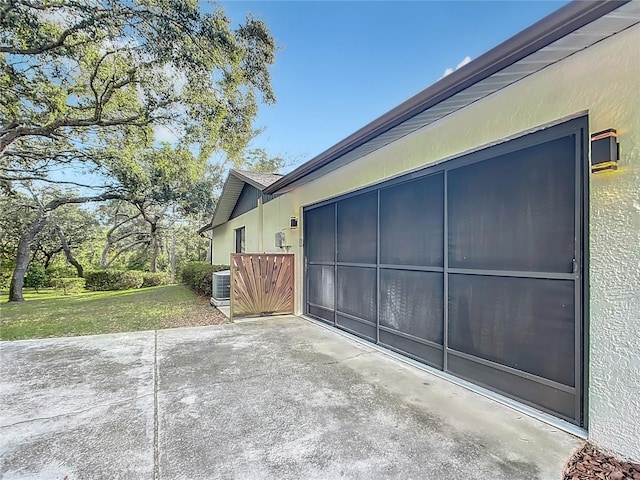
left=0, top=285, right=227, bottom=341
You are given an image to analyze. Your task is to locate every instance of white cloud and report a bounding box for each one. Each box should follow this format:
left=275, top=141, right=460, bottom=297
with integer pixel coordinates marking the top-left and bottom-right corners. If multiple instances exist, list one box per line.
left=456, top=56, right=472, bottom=70
left=441, top=55, right=472, bottom=78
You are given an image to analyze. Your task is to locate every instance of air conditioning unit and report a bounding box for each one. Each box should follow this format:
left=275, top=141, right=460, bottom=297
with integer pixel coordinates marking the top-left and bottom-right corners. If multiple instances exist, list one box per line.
left=211, top=270, right=230, bottom=306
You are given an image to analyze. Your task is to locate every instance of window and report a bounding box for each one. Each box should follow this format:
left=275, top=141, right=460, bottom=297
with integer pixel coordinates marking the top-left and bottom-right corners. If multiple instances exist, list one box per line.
left=235, top=227, right=245, bottom=253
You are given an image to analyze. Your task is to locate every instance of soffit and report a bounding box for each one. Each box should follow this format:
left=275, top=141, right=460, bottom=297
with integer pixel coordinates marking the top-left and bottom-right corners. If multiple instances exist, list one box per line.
left=267, top=1, right=638, bottom=193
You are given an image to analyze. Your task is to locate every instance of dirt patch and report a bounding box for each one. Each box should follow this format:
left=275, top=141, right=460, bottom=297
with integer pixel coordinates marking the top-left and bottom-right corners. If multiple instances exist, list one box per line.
left=564, top=444, right=640, bottom=480
left=158, top=296, right=228, bottom=329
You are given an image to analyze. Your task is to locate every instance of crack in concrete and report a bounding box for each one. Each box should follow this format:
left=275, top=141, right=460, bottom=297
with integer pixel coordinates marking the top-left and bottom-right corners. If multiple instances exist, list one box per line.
left=0, top=392, right=155, bottom=429
left=323, top=351, right=373, bottom=366
left=153, top=330, right=160, bottom=480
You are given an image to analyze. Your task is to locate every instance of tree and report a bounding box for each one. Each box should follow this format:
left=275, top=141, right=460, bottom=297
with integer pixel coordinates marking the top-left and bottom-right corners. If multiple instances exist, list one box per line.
left=8, top=187, right=123, bottom=301
left=97, top=200, right=149, bottom=270
left=243, top=148, right=289, bottom=173
left=120, top=144, right=217, bottom=272
left=1, top=0, right=276, bottom=171
left=26, top=203, right=97, bottom=273
left=1, top=0, right=277, bottom=301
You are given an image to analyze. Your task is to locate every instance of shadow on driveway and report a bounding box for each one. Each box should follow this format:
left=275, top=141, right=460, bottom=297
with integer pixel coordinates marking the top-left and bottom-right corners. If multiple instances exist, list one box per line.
left=1, top=316, right=582, bottom=479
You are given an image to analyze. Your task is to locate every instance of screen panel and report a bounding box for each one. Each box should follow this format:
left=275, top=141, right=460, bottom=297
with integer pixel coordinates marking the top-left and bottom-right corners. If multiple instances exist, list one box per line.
left=447, top=354, right=576, bottom=420
left=379, top=269, right=443, bottom=344
left=448, top=274, right=575, bottom=386
left=308, top=305, right=334, bottom=323
left=448, top=135, right=576, bottom=273
left=379, top=330, right=443, bottom=369
left=307, top=265, right=334, bottom=310
left=336, top=314, right=376, bottom=341
left=380, top=174, right=444, bottom=267
left=306, top=204, right=335, bottom=263
left=336, top=266, right=376, bottom=322
left=337, top=192, right=377, bottom=264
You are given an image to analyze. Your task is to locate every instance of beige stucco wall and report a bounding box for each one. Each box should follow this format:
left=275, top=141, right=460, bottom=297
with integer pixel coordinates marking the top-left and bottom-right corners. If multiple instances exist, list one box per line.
left=215, top=25, right=640, bottom=460
left=211, top=197, right=298, bottom=280
left=211, top=207, right=261, bottom=265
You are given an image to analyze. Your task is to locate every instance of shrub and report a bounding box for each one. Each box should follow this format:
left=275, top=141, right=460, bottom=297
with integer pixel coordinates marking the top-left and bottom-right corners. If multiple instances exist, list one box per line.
left=51, top=277, right=86, bottom=295
left=141, top=272, right=170, bottom=288
left=118, top=270, right=145, bottom=290
left=25, top=264, right=47, bottom=292
left=46, top=265, right=77, bottom=284
left=85, top=270, right=144, bottom=291
left=181, top=262, right=229, bottom=296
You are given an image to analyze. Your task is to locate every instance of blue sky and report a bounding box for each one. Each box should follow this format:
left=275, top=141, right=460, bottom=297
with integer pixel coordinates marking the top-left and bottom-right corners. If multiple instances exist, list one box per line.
left=214, top=1, right=568, bottom=169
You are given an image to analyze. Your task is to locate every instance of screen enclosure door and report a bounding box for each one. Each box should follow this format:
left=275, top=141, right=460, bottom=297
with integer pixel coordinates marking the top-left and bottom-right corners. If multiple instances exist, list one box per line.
left=304, top=117, right=587, bottom=426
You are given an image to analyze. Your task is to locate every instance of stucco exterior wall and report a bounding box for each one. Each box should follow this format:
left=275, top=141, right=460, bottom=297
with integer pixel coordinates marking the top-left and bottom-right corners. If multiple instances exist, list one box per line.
left=217, top=25, right=639, bottom=460
left=211, top=207, right=261, bottom=265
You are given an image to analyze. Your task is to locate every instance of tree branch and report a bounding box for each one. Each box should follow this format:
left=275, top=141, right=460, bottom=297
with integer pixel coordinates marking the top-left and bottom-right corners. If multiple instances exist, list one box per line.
left=44, top=192, right=128, bottom=212
left=103, top=238, right=150, bottom=269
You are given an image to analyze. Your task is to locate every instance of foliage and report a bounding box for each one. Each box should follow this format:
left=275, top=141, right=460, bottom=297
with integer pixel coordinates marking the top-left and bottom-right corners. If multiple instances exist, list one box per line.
left=45, top=265, right=77, bottom=282
left=0, top=285, right=226, bottom=340
left=181, top=261, right=229, bottom=297
left=24, top=263, right=47, bottom=291
left=141, top=272, right=171, bottom=288
left=0, top=192, right=33, bottom=260
left=0, top=264, right=11, bottom=289
left=1, top=0, right=276, bottom=187
left=40, top=203, right=99, bottom=264
left=84, top=270, right=144, bottom=291
left=1, top=0, right=277, bottom=301
left=242, top=148, right=290, bottom=173
left=50, top=277, right=86, bottom=295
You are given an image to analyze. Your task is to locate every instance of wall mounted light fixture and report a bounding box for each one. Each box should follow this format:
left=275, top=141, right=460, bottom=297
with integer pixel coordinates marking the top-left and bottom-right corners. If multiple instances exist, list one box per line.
left=591, top=129, right=619, bottom=172
left=290, top=216, right=298, bottom=229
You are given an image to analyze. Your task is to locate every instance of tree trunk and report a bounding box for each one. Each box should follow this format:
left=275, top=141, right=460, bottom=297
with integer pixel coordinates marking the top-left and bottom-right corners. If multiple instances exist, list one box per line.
left=8, top=211, right=48, bottom=302
left=150, top=223, right=159, bottom=273
left=55, top=224, right=83, bottom=277
left=170, top=228, right=176, bottom=284
left=8, top=191, right=126, bottom=302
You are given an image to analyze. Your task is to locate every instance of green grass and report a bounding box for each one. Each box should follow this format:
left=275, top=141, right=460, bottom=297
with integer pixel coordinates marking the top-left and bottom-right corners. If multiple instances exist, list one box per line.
left=0, top=285, right=226, bottom=341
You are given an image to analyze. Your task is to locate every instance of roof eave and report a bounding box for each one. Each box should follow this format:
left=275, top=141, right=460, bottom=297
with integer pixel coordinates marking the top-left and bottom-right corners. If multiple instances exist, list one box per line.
left=264, top=0, right=630, bottom=195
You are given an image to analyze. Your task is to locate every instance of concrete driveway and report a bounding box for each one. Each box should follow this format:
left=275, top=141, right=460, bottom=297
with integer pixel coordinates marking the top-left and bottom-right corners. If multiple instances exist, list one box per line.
left=1, top=316, right=582, bottom=479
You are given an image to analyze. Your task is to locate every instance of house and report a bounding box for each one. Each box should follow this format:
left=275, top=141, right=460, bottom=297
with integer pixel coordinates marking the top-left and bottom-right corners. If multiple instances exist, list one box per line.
left=199, top=0, right=640, bottom=462
left=199, top=169, right=282, bottom=257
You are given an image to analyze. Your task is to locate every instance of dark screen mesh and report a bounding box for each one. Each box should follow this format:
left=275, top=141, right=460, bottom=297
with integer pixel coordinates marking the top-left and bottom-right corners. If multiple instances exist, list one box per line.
left=309, top=305, right=333, bottom=323
left=336, top=314, right=376, bottom=341
left=337, top=192, right=377, bottom=264
left=448, top=274, right=575, bottom=386
left=448, top=135, right=576, bottom=273
left=337, top=266, right=376, bottom=322
left=308, top=265, right=334, bottom=310
left=305, top=204, right=335, bottom=263
left=379, top=269, right=443, bottom=344
left=380, top=174, right=444, bottom=266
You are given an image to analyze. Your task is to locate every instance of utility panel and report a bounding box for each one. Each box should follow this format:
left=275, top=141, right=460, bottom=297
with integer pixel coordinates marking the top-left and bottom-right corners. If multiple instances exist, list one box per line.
left=275, top=231, right=285, bottom=248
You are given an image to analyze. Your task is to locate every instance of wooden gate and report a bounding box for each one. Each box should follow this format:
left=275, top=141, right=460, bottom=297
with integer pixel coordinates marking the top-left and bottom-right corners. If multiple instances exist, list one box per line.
left=230, top=253, right=294, bottom=319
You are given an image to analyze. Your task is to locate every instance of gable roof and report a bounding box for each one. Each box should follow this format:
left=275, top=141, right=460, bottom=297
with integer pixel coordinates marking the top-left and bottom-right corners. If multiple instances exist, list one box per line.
left=264, top=0, right=638, bottom=195
left=198, top=169, right=282, bottom=234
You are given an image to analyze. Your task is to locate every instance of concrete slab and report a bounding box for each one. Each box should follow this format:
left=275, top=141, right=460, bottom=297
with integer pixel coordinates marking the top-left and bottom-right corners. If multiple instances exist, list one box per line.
left=155, top=317, right=582, bottom=479
left=215, top=305, right=230, bottom=319
left=1, top=317, right=583, bottom=479
left=0, top=332, right=155, bottom=479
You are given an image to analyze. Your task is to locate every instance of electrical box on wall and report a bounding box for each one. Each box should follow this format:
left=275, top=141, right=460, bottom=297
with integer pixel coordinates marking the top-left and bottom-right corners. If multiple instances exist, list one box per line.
left=275, top=231, right=285, bottom=248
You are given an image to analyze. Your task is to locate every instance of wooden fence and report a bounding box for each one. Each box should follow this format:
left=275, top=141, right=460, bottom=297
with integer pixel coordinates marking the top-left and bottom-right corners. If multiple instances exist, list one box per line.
left=230, top=253, right=294, bottom=319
